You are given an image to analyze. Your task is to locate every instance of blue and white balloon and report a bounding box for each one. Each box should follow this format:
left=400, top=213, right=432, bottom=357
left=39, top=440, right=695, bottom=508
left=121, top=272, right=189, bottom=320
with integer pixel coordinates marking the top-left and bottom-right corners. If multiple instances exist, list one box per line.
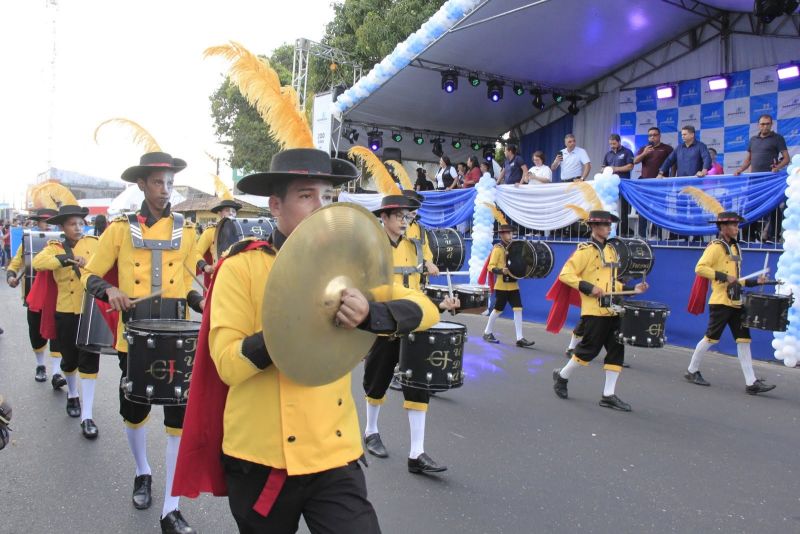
left=469, top=174, right=498, bottom=284
left=773, top=159, right=800, bottom=367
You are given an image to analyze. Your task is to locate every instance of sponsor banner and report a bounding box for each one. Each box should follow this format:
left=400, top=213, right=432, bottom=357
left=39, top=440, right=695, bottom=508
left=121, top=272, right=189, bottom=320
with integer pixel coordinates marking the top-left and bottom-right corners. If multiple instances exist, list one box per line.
left=777, top=88, right=800, bottom=120
left=779, top=117, right=800, bottom=147
left=635, top=110, right=657, bottom=135
left=724, top=125, right=750, bottom=153
left=619, top=112, right=636, bottom=135
left=636, top=87, right=657, bottom=111
left=723, top=97, right=750, bottom=126
left=750, top=93, right=778, bottom=124
left=698, top=128, right=723, bottom=153
left=701, top=102, right=724, bottom=129
left=750, top=66, right=778, bottom=96
left=656, top=108, right=679, bottom=133
left=725, top=70, right=750, bottom=100
left=619, top=90, right=637, bottom=113
left=679, top=79, right=701, bottom=107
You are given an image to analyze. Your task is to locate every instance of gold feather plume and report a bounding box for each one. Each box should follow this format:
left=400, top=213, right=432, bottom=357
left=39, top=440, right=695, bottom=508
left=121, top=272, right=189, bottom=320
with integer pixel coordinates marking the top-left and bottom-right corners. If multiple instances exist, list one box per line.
left=211, top=174, right=234, bottom=200
left=570, top=181, right=603, bottom=210
left=204, top=41, right=313, bottom=150
left=681, top=186, right=724, bottom=215
left=30, top=182, right=78, bottom=209
left=385, top=160, right=413, bottom=190
left=565, top=204, right=589, bottom=221
left=94, top=118, right=162, bottom=152
left=482, top=202, right=508, bottom=225
left=348, top=146, right=401, bottom=196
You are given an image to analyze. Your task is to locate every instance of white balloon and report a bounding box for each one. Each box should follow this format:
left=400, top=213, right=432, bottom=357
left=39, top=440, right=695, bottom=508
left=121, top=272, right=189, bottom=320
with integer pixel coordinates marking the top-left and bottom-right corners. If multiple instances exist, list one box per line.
left=784, top=355, right=797, bottom=367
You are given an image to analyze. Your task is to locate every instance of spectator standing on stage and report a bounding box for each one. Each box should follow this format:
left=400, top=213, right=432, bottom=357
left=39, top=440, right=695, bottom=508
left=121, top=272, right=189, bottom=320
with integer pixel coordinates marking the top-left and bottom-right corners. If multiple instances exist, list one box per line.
left=496, top=144, right=529, bottom=185
left=415, top=167, right=433, bottom=191
left=456, top=162, right=467, bottom=188
left=435, top=156, right=458, bottom=190
left=707, top=149, right=724, bottom=175
left=551, top=134, right=591, bottom=182
left=603, top=134, right=635, bottom=236
left=480, top=160, right=493, bottom=180
left=657, top=125, right=711, bottom=178
left=634, top=127, right=674, bottom=238
left=734, top=114, right=789, bottom=175
left=521, top=151, right=552, bottom=184
left=463, top=156, right=482, bottom=188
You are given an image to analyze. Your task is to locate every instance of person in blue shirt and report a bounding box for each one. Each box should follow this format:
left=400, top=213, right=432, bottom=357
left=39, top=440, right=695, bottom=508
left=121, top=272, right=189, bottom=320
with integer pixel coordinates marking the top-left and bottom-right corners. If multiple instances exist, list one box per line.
left=603, top=134, right=635, bottom=235
left=657, top=125, right=711, bottom=178
left=496, top=144, right=529, bottom=185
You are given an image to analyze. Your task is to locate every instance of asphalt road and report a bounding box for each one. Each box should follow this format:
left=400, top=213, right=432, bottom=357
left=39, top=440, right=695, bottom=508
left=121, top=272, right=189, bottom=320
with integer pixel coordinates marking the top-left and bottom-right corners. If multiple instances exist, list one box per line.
left=1, top=282, right=798, bottom=534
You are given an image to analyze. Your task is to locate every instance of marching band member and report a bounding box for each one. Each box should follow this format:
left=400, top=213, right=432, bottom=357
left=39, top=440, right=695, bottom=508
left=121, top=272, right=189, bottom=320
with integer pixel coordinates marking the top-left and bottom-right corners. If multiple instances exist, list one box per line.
left=195, top=198, right=241, bottom=276
left=552, top=210, right=648, bottom=411
left=684, top=187, right=774, bottom=394
left=32, top=205, right=100, bottom=437
left=81, top=151, right=203, bottom=534
left=5, top=209, right=64, bottom=386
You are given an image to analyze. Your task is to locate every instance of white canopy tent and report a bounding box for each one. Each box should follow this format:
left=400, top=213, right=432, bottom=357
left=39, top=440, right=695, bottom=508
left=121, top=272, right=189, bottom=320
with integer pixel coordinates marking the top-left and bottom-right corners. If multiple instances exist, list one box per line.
left=108, top=184, right=186, bottom=215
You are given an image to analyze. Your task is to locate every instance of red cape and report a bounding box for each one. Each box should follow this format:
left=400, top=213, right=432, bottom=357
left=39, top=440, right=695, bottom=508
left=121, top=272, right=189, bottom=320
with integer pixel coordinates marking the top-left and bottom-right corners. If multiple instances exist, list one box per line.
left=687, top=275, right=709, bottom=315
left=545, top=279, right=582, bottom=334
left=477, top=253, right=495, bottom=290
left=98, top=266, right=120, bottom=345
left=174, top=241, right=271, bottom=498
left=201, top=251, right=213, bottom=290
left=26, top=271, right=57, bottom=340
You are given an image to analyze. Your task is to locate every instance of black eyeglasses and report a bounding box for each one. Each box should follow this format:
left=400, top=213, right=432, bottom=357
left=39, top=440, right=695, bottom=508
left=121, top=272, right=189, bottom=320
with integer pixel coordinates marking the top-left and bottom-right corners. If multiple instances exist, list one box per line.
left=758, top=122, right=772, bottom=126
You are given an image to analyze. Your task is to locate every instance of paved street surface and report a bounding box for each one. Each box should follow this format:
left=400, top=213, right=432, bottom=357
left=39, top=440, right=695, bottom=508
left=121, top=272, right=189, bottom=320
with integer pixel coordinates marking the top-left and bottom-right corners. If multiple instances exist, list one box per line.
left=1, top=282, right=799, bottom=533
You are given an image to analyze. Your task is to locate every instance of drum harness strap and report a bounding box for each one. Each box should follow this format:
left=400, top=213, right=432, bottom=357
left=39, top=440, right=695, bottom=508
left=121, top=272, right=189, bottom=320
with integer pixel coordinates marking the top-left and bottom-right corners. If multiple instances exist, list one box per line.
left=712, top=239, right=742, bottom=301
left=126, top=212, right=186, bottom=320
left=395, top=232, right=426, bottom=289
left=587, top=240, right=622, bottom=309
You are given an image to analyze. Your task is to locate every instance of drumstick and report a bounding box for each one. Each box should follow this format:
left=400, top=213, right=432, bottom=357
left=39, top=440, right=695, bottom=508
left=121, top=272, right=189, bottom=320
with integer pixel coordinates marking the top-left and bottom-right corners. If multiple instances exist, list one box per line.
left=103, top=289, right=166, bottom=312
left=445, top=270, right=456, bottom=316
left=606, top=290, right=640, bottom=296
left=738, top=268, right=769, bottom=282
left=183, top=264, right=207, bottom=291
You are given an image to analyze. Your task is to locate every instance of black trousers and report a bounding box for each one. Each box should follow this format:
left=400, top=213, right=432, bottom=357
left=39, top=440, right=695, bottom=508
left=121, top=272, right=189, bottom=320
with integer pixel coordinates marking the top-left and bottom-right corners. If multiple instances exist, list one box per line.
left=117, top=351, right=185, bottom=431
left=705, top=304, right=750, bottom=343
left=493, top=289, right=522, bottom=311
left=619, top=196, right=631, bottom=237
left=26, top=308, right=60, bottom=354
left=222, top=455, right=381, bottom=534
left=363, top=337, right=429, bottom=408
left=573, top=316, right=624, bottom=368
left=55, top=312, right=99, bottom=376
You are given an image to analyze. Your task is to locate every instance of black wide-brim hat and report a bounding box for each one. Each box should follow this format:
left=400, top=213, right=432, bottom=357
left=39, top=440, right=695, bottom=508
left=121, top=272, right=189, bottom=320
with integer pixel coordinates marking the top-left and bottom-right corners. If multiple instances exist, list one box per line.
left=46, top=205, right=89, bottom=225
left=497, top=224, right=515, bottom=233
left=29, top=208, right=58, bottom=222
left=711, top=211, right=745, bottom=224
left=401, top=189, right=424, bottom=203
left=121, top=152, right=187, bottom=183
left=372, top=194, right=421, bottom=216
left=210, top=199, right=243, bottom=213
left=586, top=210, right=620, bottom=224
left=238, top=148, right=360, bottom=196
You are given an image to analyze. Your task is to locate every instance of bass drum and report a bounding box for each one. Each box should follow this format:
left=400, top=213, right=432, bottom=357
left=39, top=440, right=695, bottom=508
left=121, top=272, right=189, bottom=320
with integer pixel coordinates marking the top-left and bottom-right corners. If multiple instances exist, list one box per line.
left=506, top=240, right=554, bottom=279
left=215, top=217, right=275, bottom=258
left=76, top=291, right=117, bottom=354
left=23, top=230, right=62, bottom=287
left=607, top=237, right=654, bottom=277
left=425, top=228, right=465, bottom=272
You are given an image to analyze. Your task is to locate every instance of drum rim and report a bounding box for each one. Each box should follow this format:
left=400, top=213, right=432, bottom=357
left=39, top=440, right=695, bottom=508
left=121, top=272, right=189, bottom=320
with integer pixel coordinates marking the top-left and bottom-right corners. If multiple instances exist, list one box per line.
left=620, top=299, right=669, bottom=309
left=126, top=318, right=202, bottom=333
left=507, top=240, right=554, bottom=279
left=426, top=228, right=465, bottom=271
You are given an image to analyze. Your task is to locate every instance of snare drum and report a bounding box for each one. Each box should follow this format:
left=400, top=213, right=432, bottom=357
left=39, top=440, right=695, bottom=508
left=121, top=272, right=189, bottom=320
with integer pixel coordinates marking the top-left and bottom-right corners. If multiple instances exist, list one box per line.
left=122, top=319, right=201, bottom=405
left=23, top=230, right=62, bottom=293
left=424, top=285, right=449, bottom=308
left=398, top=321, right=466, bottom=391
left=76, top=291, right=116, bottom=354
left=607, top=237, right=654, bottom=277
left=453, top=284, right=490, bottom=313
left=506, top=240, right=554, bottom=279
left=616, top=300, right=669, bottom=347
left=215, top=217, right=275, bottom=258
left=741, top=292, right=793, bottom=331
left=425, top=229, right=465, bottom=271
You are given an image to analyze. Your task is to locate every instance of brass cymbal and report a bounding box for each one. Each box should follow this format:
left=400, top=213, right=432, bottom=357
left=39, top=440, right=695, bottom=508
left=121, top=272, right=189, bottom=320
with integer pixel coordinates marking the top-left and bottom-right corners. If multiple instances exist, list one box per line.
left=262, top=202, right=393, bottom=386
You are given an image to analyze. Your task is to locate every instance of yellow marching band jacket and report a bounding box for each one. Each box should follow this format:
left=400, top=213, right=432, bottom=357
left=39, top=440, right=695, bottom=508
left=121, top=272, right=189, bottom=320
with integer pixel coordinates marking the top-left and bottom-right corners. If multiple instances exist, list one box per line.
left=195, top=222, right=217, bottom=267
left=32, top=236, right=98, bottom=314
left=558, top=240, right=624, bottom=317
left=488, top=243, right=519, bottom=292
left=695, top=239, right=749, bottom=307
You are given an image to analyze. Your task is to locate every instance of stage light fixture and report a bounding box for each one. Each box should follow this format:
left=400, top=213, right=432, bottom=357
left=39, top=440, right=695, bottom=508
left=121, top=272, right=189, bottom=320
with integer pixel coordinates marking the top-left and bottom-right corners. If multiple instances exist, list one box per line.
left=468, top=72, right=480, bottom=87
left=432, top=138, right=444, bottom=158
left=487, top=80, right=503, bottom=102
left=707, top=76, right=729, bottom=91
left=368, top=130, right=383, bottom=151
left=483, top=146, right=494, bottom=162
left=567, top=96, right=580, bottom=116
left=344, top=128, right=359, bottom=144
left=470, top=140, right=482, bottom=151
left=413, top=133, right=425, bottom=145
left=656, top=85, right=675, bottom=99
left=452, top=139, right=462, bottom=150
left=513, top=83, right=525, bottom=96
left=777, top=63, right=800, bottom=80
left=552, top=92, right=564, bottom=104
left=391, top=131, right=403, bottom=142
left=531, top=89, right=545, bottom=110
left=441, top=69, right=458, bottom=93
left=754, top=0, right=799, bottom=24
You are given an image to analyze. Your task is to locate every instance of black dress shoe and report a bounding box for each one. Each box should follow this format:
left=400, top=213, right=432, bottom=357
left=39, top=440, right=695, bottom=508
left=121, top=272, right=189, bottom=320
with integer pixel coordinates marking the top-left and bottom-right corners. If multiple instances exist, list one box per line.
left=599, top=394, right=632, bottom=412
left=51, top=373, right=66, bottom=390
left=482, top=333, right=499, bottom=344
left=746, top=379, right=776, bottom=396
left=35, top=365, right=47, bottom=382
left=684, top=371, right=710, bottom=386
left=364, top=433, right=388, bottom=458
left=553, top=369, right=568, bottom=399
left=81, top=419, right=99, bottom=440
left=516, top=338, right=535, bottom=348
left=160, top=510, right=196, bottom=534
left=65, top=397, right=81, bottom=418
left=408, top=452, right=447, bottom=474
left=132, top=474, right=152, bottom=510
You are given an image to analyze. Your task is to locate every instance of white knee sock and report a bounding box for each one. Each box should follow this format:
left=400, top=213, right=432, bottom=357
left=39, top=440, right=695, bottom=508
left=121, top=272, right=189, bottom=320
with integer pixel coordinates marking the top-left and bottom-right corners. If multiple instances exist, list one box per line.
left=34, top=350, right=45, bottom=366
left=736, top=343, right=757, bottom=386
left=568, top=334, right=580, bottom=350
left=50, top=356, right=61, bottom=375
left=365, top=402, right=380, bottom=436
left=484, top=310, right=500, bottom=335
left=80, top=378, right=95, bottom=422
left=162, top=435, right=180, bottom=518
left=688, top=338, right=715, bottom=373
left=603, top=370, right=619, bottom=396
left=407, top=409, right=426, bottom=459
left=513, top=310, right=523, bottom=340
left=559, top=358, right=582, bottom=379
left=125, top=426, right=151, bottom=476
left=65, top=374, right=79, bottom=398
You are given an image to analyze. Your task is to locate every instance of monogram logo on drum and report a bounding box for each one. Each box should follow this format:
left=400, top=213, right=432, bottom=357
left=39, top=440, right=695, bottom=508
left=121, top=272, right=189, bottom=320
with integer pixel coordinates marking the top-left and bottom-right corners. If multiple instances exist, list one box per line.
left=251, top=226, right=266, bottom=236
left=182, top=337, right=197, bottom=352
left=427, top=351, right=452, bottom=369
left=146, top=360, right=183, bottom=384
left=647, top=323, right=664, bottom=337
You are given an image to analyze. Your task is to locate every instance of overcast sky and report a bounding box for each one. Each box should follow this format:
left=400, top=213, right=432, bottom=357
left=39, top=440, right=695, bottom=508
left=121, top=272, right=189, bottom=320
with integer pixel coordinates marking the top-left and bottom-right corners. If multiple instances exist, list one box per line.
left=0, top=0, right=335, bottom=207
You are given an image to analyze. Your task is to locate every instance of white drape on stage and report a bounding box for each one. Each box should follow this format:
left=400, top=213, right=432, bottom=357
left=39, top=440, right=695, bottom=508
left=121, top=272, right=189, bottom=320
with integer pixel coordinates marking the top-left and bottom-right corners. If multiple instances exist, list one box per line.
left=494, top=183, right=596, bottom=231
left=338, top=192, right=383, bottom=212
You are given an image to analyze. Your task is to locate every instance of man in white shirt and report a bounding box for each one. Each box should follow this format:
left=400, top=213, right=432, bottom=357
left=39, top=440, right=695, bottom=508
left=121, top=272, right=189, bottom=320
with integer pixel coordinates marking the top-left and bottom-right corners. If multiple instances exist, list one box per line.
left=551, top=134, right=591, bottom=182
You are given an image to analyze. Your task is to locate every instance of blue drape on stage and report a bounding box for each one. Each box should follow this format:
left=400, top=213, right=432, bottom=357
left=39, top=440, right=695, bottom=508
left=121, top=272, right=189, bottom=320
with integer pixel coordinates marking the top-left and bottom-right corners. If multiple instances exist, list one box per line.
left=519, top=114, right=573, bottom=182
left=418, top=188, right=477, bottom=227
left=619, top=172, right=787, bottom=235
